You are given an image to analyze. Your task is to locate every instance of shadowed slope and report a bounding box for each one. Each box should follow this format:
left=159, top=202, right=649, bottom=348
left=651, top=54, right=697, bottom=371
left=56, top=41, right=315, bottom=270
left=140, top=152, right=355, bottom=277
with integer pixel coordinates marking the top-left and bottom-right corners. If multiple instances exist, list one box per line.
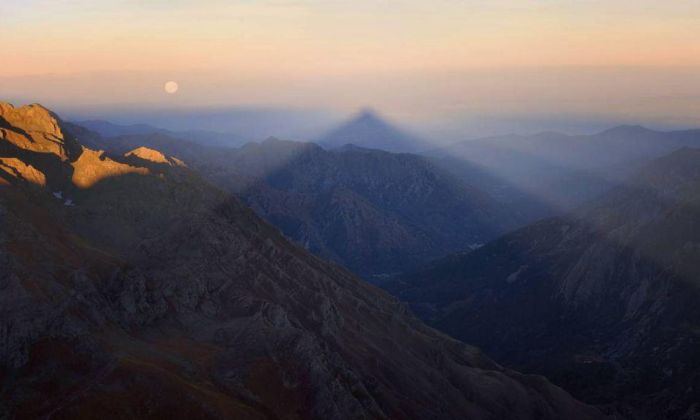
left=206, top=139, right=521, bottom=279
left=387, top=148, right=700, bottom=419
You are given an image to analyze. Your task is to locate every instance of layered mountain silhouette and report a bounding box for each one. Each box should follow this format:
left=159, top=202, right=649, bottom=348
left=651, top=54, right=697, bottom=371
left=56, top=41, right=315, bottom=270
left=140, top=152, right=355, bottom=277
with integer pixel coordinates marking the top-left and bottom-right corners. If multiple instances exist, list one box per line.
left=429, top=126, right=700, bottom=221
left=387, top=147, right=700, bottom=418
left=67, top=127, right=522, bottom=279
left=0, top=102, right=603, bottom=419
left=317, top=109, right=427, bottom=153
left=76, top=119, right=249, bottom=148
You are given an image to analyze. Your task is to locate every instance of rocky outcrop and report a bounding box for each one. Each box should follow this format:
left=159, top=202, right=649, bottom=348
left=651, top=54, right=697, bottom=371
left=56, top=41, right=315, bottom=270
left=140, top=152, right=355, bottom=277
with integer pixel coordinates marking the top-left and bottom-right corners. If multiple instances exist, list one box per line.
left=0, top=157, right=46, bottom=186
left=0, top=102, right=603, bottom=419
left=126, top=146, right=171, bottom=164
left=0, top=102, right=81, bottom=161
left=0, top=103, right=151, bottom=191
left=125, top=146, right=186, bottom=167
left=72, top=148, right=150, bottom=188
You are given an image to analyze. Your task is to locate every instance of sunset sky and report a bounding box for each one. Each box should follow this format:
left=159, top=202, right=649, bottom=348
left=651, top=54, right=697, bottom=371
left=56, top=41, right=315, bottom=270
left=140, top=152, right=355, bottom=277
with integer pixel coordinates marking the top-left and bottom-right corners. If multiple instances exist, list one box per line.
left=2, top=0, right=700, bottom=132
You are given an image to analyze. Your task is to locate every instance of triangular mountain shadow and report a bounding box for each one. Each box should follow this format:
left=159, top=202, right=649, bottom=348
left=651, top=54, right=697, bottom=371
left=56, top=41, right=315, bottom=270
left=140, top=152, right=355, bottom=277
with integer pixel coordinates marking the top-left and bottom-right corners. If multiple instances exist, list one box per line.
left=317, top=109, right=427, bottom=153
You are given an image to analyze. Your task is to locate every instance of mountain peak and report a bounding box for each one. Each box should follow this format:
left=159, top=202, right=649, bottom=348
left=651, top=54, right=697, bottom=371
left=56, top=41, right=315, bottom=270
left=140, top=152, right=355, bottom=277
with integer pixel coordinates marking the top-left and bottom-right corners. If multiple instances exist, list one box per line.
left=1, top=102, right=60, bottom=134
left=0, top=101, right=81, bottom=161
left=126, top=146, right=168, bottom=164
left=125, top=146, right=187, bottom=168
left=1, top=102, right=154, bottom=190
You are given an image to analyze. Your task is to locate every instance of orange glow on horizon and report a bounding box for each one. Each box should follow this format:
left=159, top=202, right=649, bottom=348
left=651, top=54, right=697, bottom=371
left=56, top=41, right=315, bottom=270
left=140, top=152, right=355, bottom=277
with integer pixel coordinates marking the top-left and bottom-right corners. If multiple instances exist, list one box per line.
left=2, top=0, right=700, bottom=124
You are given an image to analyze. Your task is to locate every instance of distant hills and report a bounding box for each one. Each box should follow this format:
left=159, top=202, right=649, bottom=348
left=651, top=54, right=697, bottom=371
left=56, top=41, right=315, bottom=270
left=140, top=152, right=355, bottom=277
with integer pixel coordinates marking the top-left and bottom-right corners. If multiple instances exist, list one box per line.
left=64, top=105, right=338, bottom=143
left=75, top=119, right=249, bottom=148
left=428, top=125, right=700, bottom=221
left=78, top=109, right=429, bottom=154
left=386, top=147, right=700, bottom=418
left=317, top=109, right=428, bottom=153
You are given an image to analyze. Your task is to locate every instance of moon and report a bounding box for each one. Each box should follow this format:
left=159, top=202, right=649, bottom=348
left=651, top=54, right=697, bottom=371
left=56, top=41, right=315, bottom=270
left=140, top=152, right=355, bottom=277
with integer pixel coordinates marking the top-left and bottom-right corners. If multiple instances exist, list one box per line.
left=164, top=81, right=179, bottom=94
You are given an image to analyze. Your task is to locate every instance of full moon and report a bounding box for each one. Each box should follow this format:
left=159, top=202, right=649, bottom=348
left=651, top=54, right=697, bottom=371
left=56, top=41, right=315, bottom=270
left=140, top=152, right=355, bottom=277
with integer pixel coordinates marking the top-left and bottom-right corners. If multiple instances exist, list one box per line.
left=164, top=81, right=179, bottom=94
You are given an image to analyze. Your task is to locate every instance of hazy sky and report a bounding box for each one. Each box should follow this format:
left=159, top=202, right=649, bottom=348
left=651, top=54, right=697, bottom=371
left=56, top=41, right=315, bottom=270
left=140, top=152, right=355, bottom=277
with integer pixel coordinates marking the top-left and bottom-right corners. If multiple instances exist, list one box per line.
left=2, top=0, right=700, bottom=131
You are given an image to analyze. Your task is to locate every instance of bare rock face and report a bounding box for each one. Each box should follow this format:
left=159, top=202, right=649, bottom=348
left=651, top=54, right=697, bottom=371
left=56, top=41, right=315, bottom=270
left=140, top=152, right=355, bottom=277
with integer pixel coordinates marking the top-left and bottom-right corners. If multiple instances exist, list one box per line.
left=125, top=146, right=186, bottom=167
left=0, top=157, right=46, bottom=186
left=72, top=148, right=150, bottom=188
left=126, top=146, right=170, bottom=163
left=0, top=102, right=81, bottom=161
left=0, top=103, right=153, bottom=191
left=0, top=102, right=603, bottom=419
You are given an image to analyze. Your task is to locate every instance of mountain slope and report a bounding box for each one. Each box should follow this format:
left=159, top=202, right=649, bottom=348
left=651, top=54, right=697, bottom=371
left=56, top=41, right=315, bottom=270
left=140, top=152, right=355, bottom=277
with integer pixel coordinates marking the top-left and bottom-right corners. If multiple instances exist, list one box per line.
left=64, top=127, right=522, bottom=279
left=317, top=110, right=427, bottom=153
left=387, top=148, right=700, bottom=418
left=230, top=140, right=520, bottom=278
left=429, top=126, right=700, bottom=221
left=0, top=102, right=602, bottom=419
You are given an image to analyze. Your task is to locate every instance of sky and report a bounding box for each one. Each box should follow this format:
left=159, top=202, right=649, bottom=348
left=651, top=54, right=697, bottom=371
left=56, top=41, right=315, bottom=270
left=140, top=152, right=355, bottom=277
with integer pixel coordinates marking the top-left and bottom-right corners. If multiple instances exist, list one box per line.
left=2, top=0, right=700, bottom=136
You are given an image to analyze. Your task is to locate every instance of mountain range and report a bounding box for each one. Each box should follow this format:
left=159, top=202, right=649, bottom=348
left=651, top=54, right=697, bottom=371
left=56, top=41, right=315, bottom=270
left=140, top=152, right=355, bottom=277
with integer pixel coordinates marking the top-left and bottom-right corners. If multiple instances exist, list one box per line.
left=0, top=101, right=602, bottom=419
left=70, top=116, right=700, bottom=285
left=65, top=106, right=337, bottom=144
left=75, top=119, right=249, bottom=148
left=63, top=125, right=523, bottom=280
left=428, top=126, right=700, bottom=221
left=386, top=147, right=700, bottom=418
